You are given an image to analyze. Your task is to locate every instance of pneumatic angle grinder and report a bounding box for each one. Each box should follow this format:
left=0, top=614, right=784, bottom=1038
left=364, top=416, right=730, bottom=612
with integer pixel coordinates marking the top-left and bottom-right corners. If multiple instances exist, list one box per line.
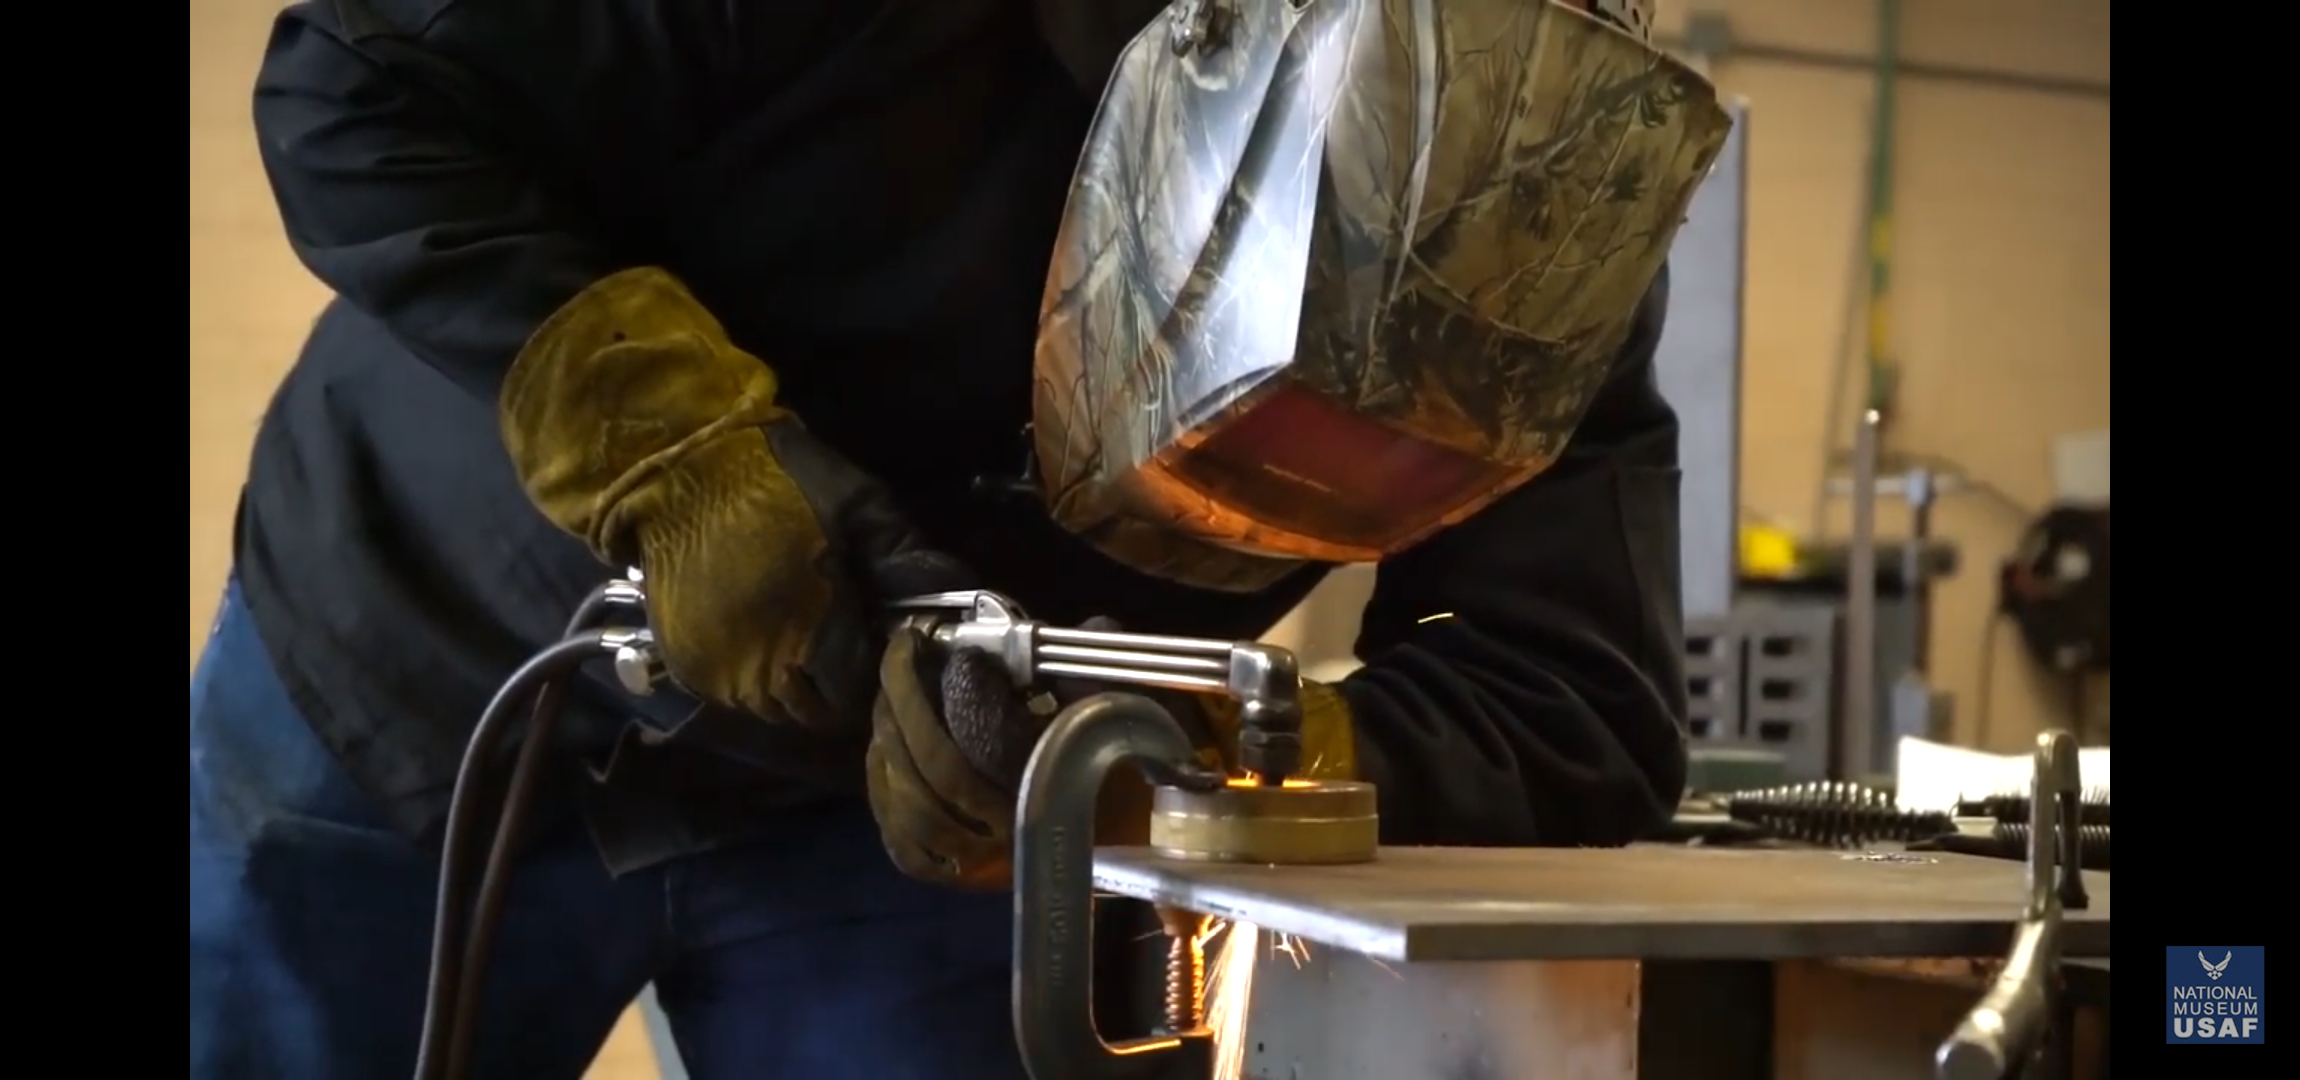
left=414, top=573, right=1379, bottom=1080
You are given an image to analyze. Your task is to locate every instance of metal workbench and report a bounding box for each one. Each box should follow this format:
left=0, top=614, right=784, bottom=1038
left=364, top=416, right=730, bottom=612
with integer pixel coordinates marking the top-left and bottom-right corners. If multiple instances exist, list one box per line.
left=1091, top=845, right=2109, bottom=1080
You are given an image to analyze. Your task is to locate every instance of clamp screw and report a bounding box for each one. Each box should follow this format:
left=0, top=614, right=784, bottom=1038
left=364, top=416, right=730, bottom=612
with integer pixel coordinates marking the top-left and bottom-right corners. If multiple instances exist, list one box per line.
left=1156, top=906, right=1208, bottom=1033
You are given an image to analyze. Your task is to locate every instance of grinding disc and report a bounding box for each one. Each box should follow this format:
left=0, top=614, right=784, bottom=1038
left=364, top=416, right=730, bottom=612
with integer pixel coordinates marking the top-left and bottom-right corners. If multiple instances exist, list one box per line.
left=1149, top=780, right=1379, bottom=865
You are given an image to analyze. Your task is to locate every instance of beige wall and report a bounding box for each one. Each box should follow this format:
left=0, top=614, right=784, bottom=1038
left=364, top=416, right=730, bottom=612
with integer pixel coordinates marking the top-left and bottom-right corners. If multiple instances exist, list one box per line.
left=1682, top=0, right=2110, bottom=750
left=191, top=0, right=329, bottom=664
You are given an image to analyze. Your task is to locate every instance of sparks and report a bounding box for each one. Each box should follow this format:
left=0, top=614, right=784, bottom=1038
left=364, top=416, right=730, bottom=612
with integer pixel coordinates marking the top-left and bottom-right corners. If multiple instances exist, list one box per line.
left=1203, top=921, right=1257, bottom=1080
left=1200, top=920, right=1314, bottom=1079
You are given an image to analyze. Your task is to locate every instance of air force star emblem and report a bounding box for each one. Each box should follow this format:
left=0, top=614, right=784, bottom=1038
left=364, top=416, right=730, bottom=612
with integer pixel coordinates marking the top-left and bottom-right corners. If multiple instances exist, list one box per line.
left=2201, top=950, right=2233, bottom=980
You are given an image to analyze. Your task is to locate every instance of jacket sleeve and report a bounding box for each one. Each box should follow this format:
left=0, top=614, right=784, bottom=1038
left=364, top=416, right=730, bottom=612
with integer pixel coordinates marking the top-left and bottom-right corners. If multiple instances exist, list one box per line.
left=1335, top=269, right=1690, bottom=847
left=252, top=0, right=697, bottom=398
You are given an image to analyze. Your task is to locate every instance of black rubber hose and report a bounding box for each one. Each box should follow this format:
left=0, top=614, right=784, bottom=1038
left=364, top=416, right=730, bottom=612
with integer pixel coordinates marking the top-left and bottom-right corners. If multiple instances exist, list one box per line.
left=564, top=585, right=620, bottom=636
left=437, top=584, right=631, bottom=1079
left=412, top=632, right=613, bottom=1080
left=441, top=677, right=571, bottom=1079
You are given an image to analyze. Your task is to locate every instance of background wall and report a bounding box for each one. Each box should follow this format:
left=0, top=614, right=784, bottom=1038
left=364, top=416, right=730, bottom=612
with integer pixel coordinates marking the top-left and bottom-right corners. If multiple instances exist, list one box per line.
left=190, top=0, right=325, bottom=666
left=1663, top=0, right=2111, bottom=750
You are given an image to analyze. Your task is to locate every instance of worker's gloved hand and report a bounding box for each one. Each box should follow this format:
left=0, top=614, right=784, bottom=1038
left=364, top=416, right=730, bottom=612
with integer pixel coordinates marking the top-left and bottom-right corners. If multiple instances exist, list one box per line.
left=501, top=267, right=935, bottom=730
left=1183, top=679, right=1360, bottom=783
left=865, top=606, right=1362, bottom=889
left=868, top=616, right=1164, bottom=890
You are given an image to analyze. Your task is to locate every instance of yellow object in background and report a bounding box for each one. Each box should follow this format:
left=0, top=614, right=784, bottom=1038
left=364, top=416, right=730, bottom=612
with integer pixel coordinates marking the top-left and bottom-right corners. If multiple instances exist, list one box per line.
left=1739, top=521, right=1801, bottom=578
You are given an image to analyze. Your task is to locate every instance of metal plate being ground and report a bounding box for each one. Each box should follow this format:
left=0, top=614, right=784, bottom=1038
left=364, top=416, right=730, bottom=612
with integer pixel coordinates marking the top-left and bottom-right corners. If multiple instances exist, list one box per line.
left=1242, top=951, right=1642, bottom=1080
left=1092, top=845, right=2110, bottom=963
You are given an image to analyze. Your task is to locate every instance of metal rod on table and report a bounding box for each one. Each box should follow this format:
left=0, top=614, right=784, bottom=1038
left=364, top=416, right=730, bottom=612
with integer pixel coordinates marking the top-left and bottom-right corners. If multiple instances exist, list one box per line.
left=1842, top=409, right=1881, bottom=780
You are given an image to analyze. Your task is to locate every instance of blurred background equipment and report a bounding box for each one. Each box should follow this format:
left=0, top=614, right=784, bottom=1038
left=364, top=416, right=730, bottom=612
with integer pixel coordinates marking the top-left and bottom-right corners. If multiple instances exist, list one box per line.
left=1653, top=99, right=1752, bottom=620
left=1986, top=502, right=2111, bottom=747
left=1998, top=506, right=2111, bottom=677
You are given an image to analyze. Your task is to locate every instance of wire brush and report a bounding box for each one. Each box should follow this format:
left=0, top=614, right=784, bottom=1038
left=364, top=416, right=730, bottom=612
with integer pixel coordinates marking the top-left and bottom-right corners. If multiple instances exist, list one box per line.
left=1992, top=822, right=2112, bottom=871
left=1956, top=789, right=2111, bottom=827
left=1725, top=782, right=1955, bottom=848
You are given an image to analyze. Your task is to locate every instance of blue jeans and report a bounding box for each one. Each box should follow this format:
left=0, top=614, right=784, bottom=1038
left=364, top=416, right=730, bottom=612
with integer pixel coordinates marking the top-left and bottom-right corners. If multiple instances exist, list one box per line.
left=189, top=578, right=1022, bottom=1080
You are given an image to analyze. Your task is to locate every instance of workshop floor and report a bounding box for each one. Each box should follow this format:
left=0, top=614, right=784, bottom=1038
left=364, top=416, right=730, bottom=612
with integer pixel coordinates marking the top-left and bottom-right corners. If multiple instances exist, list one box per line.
left=191, top=1, right=667, bottom=1076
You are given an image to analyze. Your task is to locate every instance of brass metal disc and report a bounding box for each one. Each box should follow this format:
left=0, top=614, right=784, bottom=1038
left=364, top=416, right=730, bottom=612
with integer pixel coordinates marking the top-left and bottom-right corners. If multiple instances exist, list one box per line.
left=1148, top=780, right=1379, bottom=865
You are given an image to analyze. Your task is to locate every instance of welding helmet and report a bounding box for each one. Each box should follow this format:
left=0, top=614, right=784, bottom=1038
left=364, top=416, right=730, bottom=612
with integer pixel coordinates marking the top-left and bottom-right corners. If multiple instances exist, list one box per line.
left=1030, top=0, right=1730, bottom=591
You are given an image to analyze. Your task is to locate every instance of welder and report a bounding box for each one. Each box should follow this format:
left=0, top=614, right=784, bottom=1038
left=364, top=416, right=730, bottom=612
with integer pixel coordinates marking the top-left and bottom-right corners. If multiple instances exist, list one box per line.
left=189, top=1, right=1720, bottom=1078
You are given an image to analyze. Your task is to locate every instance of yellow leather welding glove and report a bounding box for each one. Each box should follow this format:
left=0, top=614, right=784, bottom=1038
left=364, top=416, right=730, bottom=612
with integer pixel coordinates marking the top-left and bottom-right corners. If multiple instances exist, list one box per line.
left=867, top=618, right=1156, bottom=890
left=1188, top=680, right=1360, bottom=782
left=501, top=267, right=929, bottom=731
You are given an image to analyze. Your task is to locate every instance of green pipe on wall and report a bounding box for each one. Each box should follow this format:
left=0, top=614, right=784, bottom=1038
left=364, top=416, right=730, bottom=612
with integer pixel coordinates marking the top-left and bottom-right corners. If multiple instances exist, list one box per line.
left=1862, top=0, right=1903, bottom=424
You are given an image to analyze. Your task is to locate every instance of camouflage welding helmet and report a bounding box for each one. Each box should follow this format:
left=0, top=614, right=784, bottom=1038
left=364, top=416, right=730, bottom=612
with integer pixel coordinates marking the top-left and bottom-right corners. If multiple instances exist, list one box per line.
left=1031, top=0, right=1731, bottom=592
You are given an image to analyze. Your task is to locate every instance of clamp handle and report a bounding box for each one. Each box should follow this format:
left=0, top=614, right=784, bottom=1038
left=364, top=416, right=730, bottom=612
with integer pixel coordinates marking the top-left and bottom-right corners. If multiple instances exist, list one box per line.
left=1012, top=692, right=1220, bottom=1080
left=1936, top=730, right=2088, bottom=1080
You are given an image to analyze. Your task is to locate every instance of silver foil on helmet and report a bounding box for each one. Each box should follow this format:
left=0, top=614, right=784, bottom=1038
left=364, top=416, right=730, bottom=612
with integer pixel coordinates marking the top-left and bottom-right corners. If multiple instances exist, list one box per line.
left=1032, top=0, right=1731, bottom=590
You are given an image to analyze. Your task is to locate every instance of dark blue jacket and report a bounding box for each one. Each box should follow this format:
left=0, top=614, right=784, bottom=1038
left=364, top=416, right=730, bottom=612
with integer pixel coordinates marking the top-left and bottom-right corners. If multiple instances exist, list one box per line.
left=239, top=0, right=1688, bottom=872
